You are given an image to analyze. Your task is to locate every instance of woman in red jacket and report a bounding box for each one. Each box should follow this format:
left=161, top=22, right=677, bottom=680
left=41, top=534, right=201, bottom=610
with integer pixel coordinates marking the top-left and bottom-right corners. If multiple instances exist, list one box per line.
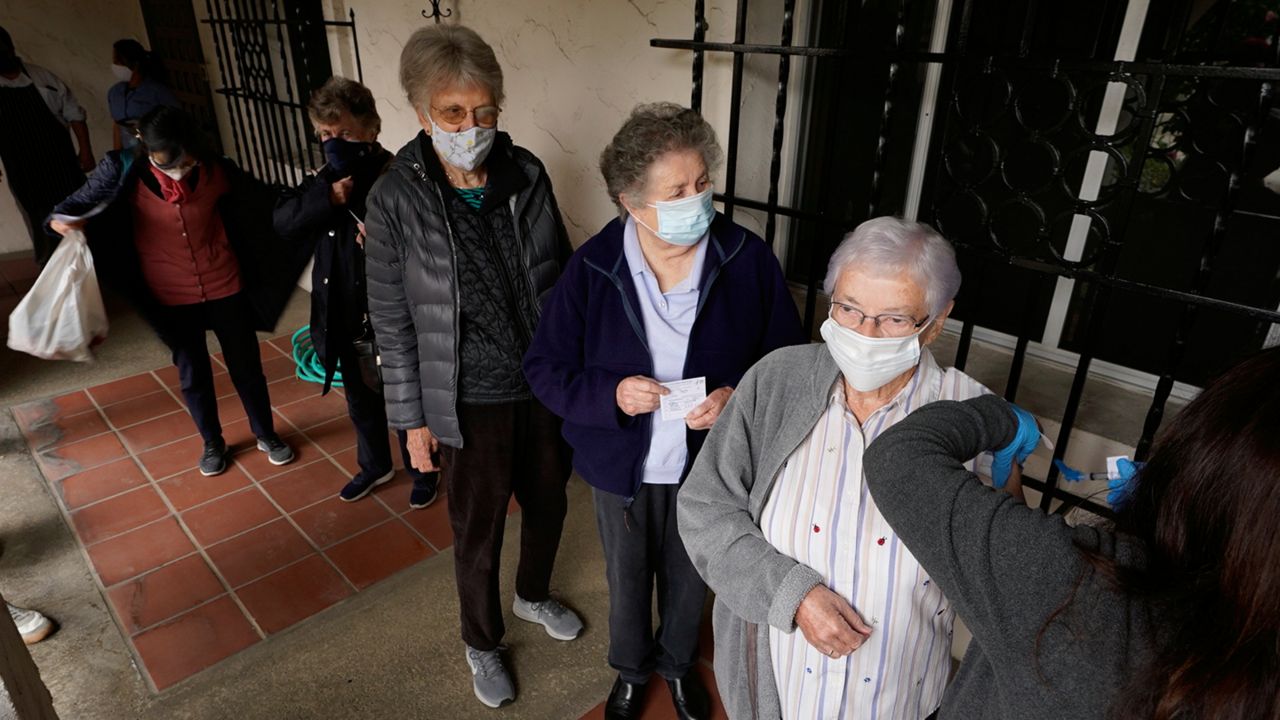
left=49, top=107, right=299, bottom=476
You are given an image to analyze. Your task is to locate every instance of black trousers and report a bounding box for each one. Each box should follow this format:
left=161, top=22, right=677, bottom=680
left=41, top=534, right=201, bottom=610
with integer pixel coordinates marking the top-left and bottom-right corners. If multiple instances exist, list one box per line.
left=594, top=483, right=707, bottom=684
left=154, top=293, right=275, bottom=444
left=439, top=399, right=572, bottom=651
left=333, top=342, right=424, bottom=481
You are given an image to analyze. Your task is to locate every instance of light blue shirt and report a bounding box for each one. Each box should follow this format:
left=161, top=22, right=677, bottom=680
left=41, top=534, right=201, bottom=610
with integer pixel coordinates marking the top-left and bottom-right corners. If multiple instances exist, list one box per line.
left=623, top=216, right=709, bottom=484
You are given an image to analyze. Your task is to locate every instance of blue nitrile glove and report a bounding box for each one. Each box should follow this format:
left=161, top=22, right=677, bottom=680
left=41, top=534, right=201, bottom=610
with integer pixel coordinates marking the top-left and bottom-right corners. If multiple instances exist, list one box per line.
left=1108, top=458, right=1142, bottom=509
left=991, top=403, right=1040, bottom=489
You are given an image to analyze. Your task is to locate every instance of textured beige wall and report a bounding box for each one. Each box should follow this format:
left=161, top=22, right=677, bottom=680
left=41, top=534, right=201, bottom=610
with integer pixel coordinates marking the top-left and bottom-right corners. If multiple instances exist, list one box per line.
left=304, top=0, right=741, bottom=245
left=0, top=0, right=149, bottom=254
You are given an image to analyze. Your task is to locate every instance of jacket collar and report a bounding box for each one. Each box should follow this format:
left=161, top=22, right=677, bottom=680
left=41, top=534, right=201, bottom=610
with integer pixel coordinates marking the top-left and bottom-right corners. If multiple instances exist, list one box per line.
left=406, top=130, right=527, bottom=214
left=582, top=212, right=747, bottom=351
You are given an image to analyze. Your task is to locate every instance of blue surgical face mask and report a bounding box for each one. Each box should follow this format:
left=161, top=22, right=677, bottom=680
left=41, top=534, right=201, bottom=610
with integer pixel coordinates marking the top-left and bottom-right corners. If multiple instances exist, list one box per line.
left=429, top=118, right=496, bottom=172
left=633, top=187, right=715, bottom=246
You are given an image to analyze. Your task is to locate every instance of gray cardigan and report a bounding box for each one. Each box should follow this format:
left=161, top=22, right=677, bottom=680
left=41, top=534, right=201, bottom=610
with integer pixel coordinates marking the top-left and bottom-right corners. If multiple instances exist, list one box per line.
left=678, top=343, right=841, bottom=720
left=863, top=395, right=1157, bottom=719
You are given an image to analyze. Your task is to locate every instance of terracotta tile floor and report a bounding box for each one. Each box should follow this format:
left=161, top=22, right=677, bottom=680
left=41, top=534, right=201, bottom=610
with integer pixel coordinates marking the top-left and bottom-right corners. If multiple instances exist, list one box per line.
left=15, top=326, right=731, bottom=715
left=13, top=334, right=451, bottom=691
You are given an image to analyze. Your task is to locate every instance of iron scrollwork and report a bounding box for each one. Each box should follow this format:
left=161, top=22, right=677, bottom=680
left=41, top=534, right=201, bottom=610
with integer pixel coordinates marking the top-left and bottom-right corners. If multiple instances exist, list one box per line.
left=422, top=1, right=453, bottom=23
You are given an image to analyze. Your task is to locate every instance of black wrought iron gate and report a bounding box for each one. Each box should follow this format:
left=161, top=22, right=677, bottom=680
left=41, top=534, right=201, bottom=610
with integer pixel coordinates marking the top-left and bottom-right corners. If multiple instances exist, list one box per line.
left=653, top=0, right=1280, bottom=516
left=202, top=0, right=363, bottom=187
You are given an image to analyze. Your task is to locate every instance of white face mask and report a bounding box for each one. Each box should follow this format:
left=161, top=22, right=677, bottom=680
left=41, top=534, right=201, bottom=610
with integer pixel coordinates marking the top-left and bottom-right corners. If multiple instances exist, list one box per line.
left=820, top=317, right=927, bottom=392
left=111, top=63, right=132, bottom=83
left=428, top=118, right=495, bottom=172
left=150, top=157, right=194, bottom=181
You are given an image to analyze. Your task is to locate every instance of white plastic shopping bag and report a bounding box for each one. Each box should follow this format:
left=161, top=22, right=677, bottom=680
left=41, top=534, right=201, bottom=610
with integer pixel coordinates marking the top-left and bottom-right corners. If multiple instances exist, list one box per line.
left=7, top=230, right=108, bottom=362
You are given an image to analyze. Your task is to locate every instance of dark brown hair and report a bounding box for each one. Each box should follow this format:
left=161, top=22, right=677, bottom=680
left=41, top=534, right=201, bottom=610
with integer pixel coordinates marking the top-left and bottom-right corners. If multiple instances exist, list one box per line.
left=136, top=106, right=209, bottom=164
left=1085, top=347, right=1280, bottom=719
left=307, top=76, right=381, bottom=135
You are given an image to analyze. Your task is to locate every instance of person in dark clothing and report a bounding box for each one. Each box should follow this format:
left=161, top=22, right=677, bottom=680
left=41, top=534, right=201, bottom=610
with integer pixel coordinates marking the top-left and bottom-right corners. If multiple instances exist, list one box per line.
left=862, top=349, right=1280, bottom=720
left=108, top=39, right=179, bottom=152
left=524, top=103, right=806, bottom=720
left=0, top=25, right=93, bottom=265
left=273, top=76, right=439, bottom=509
left=49, top=106, right=299, bottom=476
left=364, top=24, right=578, bottom=709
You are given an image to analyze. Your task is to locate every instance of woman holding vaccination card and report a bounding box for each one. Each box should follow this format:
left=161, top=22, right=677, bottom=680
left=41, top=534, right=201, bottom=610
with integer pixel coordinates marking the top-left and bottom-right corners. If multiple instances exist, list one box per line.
left=523, top=102, right=805, bottom=720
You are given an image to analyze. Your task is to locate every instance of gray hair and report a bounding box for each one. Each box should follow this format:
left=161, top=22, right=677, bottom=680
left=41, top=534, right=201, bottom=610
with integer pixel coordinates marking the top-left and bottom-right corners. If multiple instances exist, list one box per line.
left=599, top=102, right=723, bottom=219
left=308, top=76, right=381, bottom=135
left=399, top=24, right=504, bottom=113
left=823, top=217, right=962, bottom=317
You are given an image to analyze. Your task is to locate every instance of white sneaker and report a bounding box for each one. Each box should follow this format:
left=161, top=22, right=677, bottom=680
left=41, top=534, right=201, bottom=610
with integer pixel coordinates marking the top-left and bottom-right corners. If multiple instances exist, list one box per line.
left=513, top=594, right=583, bottom=641
left=7, top=603, right=53, bottom=645
left=465, top=644, right=515, bottom=708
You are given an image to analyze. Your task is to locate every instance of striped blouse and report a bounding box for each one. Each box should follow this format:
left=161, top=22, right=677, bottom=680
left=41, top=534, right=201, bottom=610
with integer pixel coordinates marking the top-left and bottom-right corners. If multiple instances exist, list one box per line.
left=760, top=349, right=992, bottom=720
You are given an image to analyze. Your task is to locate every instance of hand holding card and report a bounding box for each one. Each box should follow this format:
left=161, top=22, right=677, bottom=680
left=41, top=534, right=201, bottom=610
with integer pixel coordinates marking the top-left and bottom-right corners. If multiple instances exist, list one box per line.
left=660, top=377, right=706, bottom=422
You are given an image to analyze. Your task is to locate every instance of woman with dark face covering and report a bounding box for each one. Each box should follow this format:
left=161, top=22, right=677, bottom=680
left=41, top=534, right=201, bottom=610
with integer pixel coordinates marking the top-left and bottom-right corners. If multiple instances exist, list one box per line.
left=48, top=106, right=305, bottom=476
left=273, top=76, right=440, bottom=510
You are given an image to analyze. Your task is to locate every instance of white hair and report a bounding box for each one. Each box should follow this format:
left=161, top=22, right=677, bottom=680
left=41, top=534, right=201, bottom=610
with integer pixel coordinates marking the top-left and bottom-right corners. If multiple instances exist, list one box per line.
left=823, top=216, right=962, bottom=317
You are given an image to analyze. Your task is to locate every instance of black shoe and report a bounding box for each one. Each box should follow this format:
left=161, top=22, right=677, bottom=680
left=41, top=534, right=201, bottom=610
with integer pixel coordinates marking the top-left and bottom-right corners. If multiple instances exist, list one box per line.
left=409, top=472, right=440, bottom=509
left=666, top=673, right=710, bottom=720
left=338, top=469, right=394, bottom=502
left=199, top=438, right=228, bottom=477
left=604, top=675, right=646, bottom=720
left=256, top=434, right=295, bottom=466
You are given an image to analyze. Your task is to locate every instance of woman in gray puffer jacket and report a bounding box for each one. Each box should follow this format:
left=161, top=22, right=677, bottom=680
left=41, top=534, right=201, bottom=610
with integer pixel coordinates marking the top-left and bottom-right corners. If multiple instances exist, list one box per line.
left=363, top=24, right=578, bottom=710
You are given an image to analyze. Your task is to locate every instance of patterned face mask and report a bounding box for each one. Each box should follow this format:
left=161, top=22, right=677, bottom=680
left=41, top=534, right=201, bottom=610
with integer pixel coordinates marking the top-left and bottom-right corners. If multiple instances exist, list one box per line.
left=428, top=117, right=496, bottom=172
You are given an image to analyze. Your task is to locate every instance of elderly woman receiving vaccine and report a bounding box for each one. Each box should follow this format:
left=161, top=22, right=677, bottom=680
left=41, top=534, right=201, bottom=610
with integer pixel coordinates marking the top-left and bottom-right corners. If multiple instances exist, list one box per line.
left=679, top=217, right=1024, bottom=720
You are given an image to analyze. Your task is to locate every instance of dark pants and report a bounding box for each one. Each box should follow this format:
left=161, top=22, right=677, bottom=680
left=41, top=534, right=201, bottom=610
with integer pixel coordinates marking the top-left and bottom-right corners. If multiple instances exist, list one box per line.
left=333, top=342, right=424, bottom=481
left=154, top=293, right=275, bottom=443
left=594, top=483, right=707, bottom=684
left=439, top=399, right=572, bottom=651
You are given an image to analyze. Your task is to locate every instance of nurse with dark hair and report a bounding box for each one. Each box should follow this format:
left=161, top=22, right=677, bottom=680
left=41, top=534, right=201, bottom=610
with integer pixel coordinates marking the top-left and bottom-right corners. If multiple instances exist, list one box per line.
left=48, top=106, right=306, bottom=477
left=863, top=348, right=1280, bottom=720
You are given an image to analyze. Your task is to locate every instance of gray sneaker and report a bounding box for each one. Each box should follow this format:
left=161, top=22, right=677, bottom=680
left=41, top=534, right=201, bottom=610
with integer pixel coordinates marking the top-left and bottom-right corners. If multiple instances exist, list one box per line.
left=256, top=435, right=295, bottom=466
left=7, top=602, right=53, bottom=645
left=465, top=644, right=515, bottom=708
left=513, top=594, right=583, bottom=641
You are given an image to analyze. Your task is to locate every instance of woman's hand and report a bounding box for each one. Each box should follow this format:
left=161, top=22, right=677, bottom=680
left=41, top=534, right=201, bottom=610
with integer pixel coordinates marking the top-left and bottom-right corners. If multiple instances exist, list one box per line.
left=405, top=426, right=439, bottom=472
left=49, top=218, right=87, bottom=237
left=355, top=221, right=366, bottom=248
left=795, top=584, right=873, bottom=659
left=616, top=376, right=668, bottom=416
left=686, top=387, right=733, bottom=430
left=329, top=176, right=354, bottom=206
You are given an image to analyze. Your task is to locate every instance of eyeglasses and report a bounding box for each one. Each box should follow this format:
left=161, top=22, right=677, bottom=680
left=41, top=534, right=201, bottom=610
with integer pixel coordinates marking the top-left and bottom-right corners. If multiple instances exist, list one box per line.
left=430, top=104, right=500, bottom=128
left=829, top=301, right=930, bottom=337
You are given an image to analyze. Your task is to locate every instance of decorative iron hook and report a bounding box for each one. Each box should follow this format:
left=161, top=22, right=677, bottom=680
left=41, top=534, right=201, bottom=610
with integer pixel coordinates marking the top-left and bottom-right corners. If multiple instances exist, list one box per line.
left=422, top=1, right=453, bottom=23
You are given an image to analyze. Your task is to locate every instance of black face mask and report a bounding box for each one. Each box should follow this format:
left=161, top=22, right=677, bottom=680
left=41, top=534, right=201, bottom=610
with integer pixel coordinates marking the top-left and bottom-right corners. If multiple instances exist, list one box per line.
left=322, top=138, right=376, bottom=177
left=0, top=55, right=21, bottom=74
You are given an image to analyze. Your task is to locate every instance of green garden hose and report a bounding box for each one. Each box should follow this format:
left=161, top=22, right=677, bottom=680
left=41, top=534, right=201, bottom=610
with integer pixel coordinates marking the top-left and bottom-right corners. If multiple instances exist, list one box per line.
left=291, top=325, right=343, bottom=388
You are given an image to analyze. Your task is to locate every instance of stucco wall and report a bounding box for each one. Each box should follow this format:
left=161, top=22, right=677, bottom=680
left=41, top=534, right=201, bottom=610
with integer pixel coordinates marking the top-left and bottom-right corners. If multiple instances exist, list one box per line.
left=0, top=0, right=149, bottom=254
left=316, top=0, right=736, bottom=244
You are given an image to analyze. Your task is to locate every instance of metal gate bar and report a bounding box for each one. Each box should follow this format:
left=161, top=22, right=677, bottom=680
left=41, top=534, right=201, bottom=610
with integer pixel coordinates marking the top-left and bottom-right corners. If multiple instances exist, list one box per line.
left=653, top=0, right=1280, bottom=517
left=202, top=2, right=361, bottom=186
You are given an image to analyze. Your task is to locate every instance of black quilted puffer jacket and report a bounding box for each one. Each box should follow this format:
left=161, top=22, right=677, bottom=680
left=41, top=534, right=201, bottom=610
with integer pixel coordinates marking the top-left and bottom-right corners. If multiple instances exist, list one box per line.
left=364, top=131, right=571, bottom=448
